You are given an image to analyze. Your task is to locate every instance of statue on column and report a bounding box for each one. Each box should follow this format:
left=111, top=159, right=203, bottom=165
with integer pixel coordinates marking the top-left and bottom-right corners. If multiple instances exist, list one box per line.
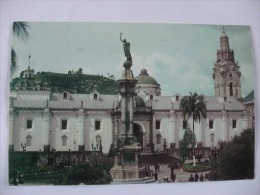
left=120, top=33, right=132, bottom=63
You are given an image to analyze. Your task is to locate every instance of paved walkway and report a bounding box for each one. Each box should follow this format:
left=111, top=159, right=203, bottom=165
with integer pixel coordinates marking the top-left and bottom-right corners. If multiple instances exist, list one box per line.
left=151, top=162, right=211, bottom=183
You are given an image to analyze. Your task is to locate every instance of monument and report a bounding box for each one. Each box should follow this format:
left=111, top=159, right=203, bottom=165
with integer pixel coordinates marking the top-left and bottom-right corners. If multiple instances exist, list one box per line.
left=110, top=33, right=154, bottom=184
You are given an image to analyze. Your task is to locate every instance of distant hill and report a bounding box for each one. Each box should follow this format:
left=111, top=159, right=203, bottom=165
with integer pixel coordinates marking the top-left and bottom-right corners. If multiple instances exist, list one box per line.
left=10, top=71, right=119, bottom=95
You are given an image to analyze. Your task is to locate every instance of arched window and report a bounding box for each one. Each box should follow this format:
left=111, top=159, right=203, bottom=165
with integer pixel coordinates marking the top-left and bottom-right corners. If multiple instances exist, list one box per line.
left=156, top=133, right=161, bottom=144
left=26, top=135, right=32, bottom=146
left=63, top=92, right=67, bottom=99
left=21, top=81, right=25, bottom=88
left=96, top=134, right=101, bottom=147
left=229, top=83, right=233, bottom=96
left=94, top=93, right=98, bottom=100
left=176, top=96, right=179, bottom=101
left=62, top=135, right=68, bottom=146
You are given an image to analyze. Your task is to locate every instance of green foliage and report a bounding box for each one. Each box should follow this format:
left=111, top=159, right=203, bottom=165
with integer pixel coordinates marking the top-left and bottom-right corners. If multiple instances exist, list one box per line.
left=9, top=152, right=39, bottom=181
left=108, top=143, right=116, bottom=158
left=64, top=161, right=112, bottom=185
left=10, top=71, right=119, bottom=94
left=184, top=162, right=211, bottom=172
left=179, top=127, right=196, bottom=161
left=11, top=22, right=30, bottom=76
left=210, top=128, right=255, bottom=180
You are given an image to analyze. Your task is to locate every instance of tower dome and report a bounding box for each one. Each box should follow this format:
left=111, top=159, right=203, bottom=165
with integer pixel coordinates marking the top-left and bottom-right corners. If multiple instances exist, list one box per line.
left=135, top=69, right=161, bottom=96
left=135, top=69, right=159, bottom=85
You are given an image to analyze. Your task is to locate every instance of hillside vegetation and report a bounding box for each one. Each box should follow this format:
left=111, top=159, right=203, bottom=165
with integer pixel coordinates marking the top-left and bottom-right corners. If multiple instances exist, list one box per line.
left=10, top=71, right=119, bottom=95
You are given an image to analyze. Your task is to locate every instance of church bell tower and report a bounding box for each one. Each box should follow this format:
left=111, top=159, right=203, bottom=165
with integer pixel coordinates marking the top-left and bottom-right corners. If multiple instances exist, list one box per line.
left=212, top=27, right=242, bottom=99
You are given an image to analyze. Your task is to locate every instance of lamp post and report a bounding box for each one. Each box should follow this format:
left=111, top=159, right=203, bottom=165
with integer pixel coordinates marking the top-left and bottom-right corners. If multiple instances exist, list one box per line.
left=21, top=142, right=26, bottom=152
left=91, top=141, right=99, bottom=159
left=163, top=138, right=167, bottom=153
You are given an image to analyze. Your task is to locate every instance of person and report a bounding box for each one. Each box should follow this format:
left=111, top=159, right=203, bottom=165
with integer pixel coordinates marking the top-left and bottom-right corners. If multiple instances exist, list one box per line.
left=199, top=174, right=204, bottom=182
left=172, top=172, right=176, bottom=183
left=163, top=176, right=169, bottom=183
left=189, top=174, right=194, bottom=182
left=179, top=163, right=183, bottom=174
left=154, top=172, right=158, bottom=181
left=195, top=172, right=199, bottom=182
left=147, top=166, right=151, bottom=176
left=120, top=33, right=132, bottom=62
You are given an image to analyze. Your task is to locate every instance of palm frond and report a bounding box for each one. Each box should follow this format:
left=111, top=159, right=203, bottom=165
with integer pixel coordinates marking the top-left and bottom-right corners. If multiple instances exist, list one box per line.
left=13, top=22, right=30, bottom=41
left=11, top=48, right=18, bottom=76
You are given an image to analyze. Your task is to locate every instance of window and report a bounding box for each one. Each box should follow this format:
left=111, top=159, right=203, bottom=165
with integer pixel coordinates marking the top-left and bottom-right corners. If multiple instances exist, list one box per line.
left=150, top=95, right=153, bottom=100
left=224, top=96, right=227, bottom=101
left=94, top=93, right=98, bottom=100
left=232, top=120, right=237, bottom=128
left=62, top=135, right=67, bottom=146
left=95, top=120, right=101, bottom=131
left=156, top=133, right=161, bottom=144
left=209, top=120, right=214, bottom=129
left=230, top=83, right=233, bottom=96
left=155, top=120, right=161, bottom=129
left=26, top=135, right=32, bottom=146
left=96, top=134, right=101, bottom=146
left=63, top=92, right=67, bottom=99
left=61, top=119, right=68, bottom=130
left=183, top=120, right=187, bottom=129
left=176, top=96, right=179, bottom=101
left=27, top=120, right=32, bottom=129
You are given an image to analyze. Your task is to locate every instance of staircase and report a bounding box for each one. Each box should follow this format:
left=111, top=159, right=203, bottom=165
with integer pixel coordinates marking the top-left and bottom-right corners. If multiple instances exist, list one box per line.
left=139, top=152, right=179, bottom=165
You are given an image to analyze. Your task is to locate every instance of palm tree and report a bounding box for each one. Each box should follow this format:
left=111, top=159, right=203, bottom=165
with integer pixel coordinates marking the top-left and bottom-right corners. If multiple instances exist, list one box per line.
left=180, top=92, right=207, bottom=166
left=11, top=22, right=30, bottom=75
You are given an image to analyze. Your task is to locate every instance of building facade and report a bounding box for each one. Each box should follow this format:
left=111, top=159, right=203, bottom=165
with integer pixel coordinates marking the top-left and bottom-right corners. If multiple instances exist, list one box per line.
left=9, top=30, right=253, bottom=154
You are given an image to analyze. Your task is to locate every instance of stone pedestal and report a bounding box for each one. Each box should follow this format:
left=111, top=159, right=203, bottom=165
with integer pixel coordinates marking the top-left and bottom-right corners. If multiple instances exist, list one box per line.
left=110, top=142, right=154, bottom=184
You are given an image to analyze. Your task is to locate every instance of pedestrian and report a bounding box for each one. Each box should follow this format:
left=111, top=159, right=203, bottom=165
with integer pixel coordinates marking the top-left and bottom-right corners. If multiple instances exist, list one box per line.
left=172, top=172, right=176, bottom=183
left=195, top=172, right=199, bottom=182
left=163, top=176, right=169, bottom=183
left=199, top=174, right=204, bottom=182
left=147, top=166, right=151, bottom=177
left=154, top=172, right=158, bottom=181
left=189, top=174, right=194, bottom=182
left=179, top=163, right=183, bottom=174
left=154, top=162, right=158, bottom=173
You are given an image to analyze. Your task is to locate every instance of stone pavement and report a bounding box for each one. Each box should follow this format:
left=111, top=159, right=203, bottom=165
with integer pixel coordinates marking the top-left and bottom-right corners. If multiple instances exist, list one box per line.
left=152, top=163, right=211, bottom=183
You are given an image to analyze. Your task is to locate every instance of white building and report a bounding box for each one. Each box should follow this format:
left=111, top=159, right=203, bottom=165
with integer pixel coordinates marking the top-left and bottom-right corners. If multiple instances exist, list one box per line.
left=9, top=29, right=253, bottom=154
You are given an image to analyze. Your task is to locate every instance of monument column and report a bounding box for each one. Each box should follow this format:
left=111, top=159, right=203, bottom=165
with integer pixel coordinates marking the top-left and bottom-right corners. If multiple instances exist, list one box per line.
left=110, top=33, right=153, bottom=183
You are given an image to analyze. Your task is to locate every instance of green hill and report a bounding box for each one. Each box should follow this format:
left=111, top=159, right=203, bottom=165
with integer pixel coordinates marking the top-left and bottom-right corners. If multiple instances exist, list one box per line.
left=10, top=71, right=119, bottom=95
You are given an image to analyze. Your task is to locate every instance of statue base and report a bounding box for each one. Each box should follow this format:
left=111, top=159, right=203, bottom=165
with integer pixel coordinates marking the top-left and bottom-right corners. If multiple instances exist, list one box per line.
left=110, top=142, right=155, bottom=184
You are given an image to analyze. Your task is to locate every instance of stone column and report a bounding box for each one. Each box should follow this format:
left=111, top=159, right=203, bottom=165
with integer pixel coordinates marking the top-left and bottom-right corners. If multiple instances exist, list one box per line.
left=149, top=115, right=154, bottom=152
left=222, top=110, right=227, bottom=142
left=121, top=97, right=126, bottom=135
left=9, top=106, right=15, bottom=151
left=43, top=107, right=50, bottom=151
left=169, top=110, right=176, bottom=148
left=242, top=110, right=248, bottom=129
left=78, top=108, right=85, bottom=151
left=129, top=95, right=134, bottom=136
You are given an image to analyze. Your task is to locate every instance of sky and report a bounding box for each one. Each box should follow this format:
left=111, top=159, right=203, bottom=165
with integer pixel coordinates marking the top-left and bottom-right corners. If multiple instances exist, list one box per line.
left=11, top=22, right=254, bottom=97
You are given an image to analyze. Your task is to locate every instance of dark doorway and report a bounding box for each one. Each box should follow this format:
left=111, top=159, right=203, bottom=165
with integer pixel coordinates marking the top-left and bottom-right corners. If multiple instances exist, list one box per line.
left=133, top=123, right=143, bottom=146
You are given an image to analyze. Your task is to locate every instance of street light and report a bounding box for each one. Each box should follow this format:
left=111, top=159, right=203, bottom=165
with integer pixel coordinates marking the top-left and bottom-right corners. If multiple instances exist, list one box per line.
left=21, top=141, right=27, bottom=152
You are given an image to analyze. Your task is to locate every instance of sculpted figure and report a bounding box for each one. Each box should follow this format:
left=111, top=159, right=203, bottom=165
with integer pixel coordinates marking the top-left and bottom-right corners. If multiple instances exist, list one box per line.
left=120, top=33, right=132, bottom=62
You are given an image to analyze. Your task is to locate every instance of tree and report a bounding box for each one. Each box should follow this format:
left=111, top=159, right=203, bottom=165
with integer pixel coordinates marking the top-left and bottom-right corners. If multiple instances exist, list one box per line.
left=180, top=92, right=207, bottom=166
left=64, top=161, right=113, bottom=185
left=179, top=126, right=196, bottom=162
left=77, top=68, right=83, bottom=75
left=11, top=22, right=30, bottom=75
left=210, top=128, right=254, bottom=181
